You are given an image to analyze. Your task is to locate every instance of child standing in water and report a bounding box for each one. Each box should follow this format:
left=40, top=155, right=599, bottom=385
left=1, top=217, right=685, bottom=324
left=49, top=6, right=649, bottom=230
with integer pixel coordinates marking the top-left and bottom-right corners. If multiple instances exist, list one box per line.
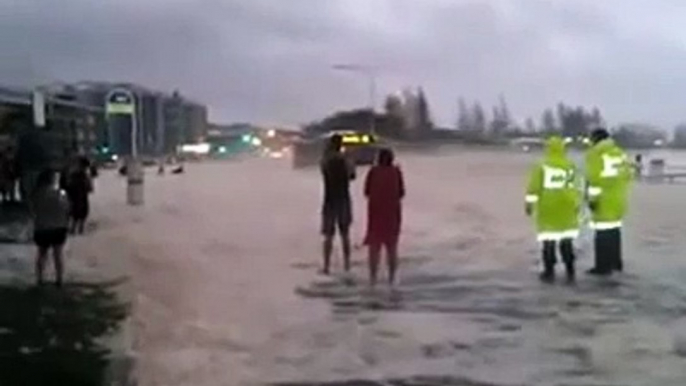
left=364, top=148, right=405, bottom=286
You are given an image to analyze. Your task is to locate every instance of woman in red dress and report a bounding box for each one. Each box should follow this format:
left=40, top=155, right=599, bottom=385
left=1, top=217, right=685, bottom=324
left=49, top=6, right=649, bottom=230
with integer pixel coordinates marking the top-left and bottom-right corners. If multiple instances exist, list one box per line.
left=364, top=148, right=405, bottom=286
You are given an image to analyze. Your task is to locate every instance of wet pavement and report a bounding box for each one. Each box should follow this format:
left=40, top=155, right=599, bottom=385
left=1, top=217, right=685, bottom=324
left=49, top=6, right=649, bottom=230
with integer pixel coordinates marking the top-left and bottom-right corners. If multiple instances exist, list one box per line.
left=88, top=150, right=686, bottom=386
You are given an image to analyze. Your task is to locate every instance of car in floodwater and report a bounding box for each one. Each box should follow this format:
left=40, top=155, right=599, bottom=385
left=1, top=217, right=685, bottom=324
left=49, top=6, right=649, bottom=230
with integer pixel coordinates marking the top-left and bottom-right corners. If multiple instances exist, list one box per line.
left=292, top=131, right=381, bottom=169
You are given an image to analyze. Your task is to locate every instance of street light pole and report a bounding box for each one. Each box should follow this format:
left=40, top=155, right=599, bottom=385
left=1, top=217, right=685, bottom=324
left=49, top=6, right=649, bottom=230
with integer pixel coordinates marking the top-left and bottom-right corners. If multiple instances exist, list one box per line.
left=332, top=64, right=377, bottom=135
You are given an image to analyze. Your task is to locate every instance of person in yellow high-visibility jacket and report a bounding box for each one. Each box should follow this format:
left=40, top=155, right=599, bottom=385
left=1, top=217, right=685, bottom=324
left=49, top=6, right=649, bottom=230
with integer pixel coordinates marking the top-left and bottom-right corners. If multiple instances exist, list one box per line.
left=585, top=128, right=633, bottom=276
left=525, top=136, right=581, bottom=282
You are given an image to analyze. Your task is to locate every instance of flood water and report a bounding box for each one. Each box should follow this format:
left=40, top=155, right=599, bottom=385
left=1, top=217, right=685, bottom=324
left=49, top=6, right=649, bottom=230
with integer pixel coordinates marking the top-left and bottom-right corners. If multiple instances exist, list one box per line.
left=96, top=148, right=686, bottom=386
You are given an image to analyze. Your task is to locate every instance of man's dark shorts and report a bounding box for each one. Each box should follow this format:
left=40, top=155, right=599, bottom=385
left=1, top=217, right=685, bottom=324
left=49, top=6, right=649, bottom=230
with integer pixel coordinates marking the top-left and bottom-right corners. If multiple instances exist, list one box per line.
left=34, top=228, right=68, bottom=249
left=321, top=200, right=352, bottom=237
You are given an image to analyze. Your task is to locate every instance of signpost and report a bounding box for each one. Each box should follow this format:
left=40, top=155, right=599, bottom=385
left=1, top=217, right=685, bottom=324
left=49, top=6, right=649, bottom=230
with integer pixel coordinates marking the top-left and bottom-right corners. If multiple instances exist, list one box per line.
left=105, top=88, right=144, bottom=206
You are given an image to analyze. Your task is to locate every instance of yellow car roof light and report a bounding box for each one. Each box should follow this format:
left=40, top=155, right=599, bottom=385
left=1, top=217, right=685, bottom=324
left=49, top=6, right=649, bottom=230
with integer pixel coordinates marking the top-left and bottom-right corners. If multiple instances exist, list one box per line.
left=342, top=135, right=361, bottom=144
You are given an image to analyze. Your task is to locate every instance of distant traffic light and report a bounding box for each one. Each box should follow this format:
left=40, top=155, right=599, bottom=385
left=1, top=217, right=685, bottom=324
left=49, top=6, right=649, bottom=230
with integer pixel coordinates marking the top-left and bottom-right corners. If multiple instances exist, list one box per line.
left=218, top=146, right=227, bottom=154
left=241, top=134, right=251, bottom=143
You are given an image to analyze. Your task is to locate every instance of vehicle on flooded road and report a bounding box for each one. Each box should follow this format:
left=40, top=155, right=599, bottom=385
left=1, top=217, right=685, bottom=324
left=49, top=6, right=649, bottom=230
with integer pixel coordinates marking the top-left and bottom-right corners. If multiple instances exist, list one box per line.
left=292, top=130, right=381, bottom=169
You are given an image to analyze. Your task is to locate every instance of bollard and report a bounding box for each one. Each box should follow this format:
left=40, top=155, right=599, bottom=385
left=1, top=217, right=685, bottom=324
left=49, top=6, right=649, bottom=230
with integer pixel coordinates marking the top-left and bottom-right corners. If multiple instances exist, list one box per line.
left=126, top=159, right=144, bottom=206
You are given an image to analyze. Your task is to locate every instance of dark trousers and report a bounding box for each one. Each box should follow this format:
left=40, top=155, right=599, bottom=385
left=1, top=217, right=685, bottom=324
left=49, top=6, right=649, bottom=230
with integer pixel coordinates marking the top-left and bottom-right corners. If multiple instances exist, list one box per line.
left=542, top=239, right=575, bottom=275
left=593, top=228, right=622, bottom=274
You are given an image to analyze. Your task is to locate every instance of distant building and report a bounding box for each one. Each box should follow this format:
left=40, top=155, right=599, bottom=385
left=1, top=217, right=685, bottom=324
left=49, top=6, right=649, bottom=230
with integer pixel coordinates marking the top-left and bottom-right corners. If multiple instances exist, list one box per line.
left=45, top=82, right=208, bottom=157
left=0, top=85, right=33, bottom=150
left=0, top=83, right=107, bottom=173
left=40, top=82, right=109, bottom=158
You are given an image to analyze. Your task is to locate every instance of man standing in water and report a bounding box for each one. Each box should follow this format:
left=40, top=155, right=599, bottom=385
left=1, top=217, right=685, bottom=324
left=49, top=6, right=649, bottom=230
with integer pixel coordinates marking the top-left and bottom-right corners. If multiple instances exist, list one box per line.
left=526, top=136, right=581, bottom=282
left=585, top=128, right=632, bottom=276
left=320, top=134, right=355, bottom=275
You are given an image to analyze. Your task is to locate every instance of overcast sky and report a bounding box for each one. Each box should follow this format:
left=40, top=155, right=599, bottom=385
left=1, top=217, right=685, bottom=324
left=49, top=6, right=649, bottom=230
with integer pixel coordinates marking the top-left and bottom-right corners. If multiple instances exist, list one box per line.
left=2, top=0, right=686, bottom=128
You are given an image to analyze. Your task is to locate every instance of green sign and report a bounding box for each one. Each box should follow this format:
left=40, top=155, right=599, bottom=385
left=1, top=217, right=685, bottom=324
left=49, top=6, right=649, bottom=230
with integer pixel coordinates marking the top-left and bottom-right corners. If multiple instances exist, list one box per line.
left=106, top=90, right=135, bottom=115
left=106, top=103, right=135, bottom=114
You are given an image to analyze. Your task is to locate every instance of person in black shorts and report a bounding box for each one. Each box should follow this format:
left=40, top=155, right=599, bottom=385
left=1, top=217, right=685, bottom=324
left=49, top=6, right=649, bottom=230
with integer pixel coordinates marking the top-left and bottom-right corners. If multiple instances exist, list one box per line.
left=320, top=134, right=356, bottom=275
left=31, top=169, right=70, bottom=287
left=66, top=157, right=93, bottom=235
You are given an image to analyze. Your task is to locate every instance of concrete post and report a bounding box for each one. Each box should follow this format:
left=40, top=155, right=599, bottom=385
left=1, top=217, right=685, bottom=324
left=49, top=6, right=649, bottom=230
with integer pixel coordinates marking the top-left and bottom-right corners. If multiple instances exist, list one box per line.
left=126, top=157, right=144, bottom=205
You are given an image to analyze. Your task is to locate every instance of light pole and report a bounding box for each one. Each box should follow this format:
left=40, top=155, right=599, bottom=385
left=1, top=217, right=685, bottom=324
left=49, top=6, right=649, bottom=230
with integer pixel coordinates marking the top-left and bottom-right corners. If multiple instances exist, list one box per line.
left=332, top=64, right=377, bottom=135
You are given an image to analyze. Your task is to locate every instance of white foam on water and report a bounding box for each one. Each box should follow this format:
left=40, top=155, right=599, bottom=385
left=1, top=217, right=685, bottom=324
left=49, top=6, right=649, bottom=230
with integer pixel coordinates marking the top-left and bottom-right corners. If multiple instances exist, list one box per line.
left=83, top=151, right=686, bottom=386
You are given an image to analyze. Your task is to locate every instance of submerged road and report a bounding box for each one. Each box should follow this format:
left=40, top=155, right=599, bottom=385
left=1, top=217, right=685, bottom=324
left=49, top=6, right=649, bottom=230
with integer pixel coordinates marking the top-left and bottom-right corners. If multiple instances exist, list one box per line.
left=94, top=150, right=686, bottom=385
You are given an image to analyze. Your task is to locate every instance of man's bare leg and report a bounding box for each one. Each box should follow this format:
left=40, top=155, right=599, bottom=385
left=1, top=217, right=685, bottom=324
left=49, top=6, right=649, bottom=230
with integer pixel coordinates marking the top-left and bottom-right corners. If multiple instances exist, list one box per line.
left=387, top=242, right=399, bottom=286
left=340, top=232, right=351, bottom=272
left=36, top=247, right=48, bottom=286
left=322, top=236, right=333, bottom=275
left=52, top=245, right=64, bottom=287
left=368, top=243, right=381, bottom=286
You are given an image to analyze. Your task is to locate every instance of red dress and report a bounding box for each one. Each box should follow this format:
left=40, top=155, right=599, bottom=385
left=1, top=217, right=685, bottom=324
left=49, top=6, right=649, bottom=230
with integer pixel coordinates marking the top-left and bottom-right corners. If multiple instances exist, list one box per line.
left=364, top=165, right=405, bottom=246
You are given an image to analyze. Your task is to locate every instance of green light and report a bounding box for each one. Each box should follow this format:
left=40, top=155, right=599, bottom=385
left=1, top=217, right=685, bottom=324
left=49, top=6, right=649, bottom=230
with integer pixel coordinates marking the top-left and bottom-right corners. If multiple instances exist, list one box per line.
left=100, top=146, right=110, bottom=153
left=241, top=134, right=251, bottom=143
left=218, top=146, right=227, bottom=154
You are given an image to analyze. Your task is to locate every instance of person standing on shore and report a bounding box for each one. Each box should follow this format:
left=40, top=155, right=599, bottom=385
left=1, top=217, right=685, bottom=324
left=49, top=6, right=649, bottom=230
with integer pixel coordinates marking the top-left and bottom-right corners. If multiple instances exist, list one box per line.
left=585, top=128, right=632, bottom=276
left=633, top=154, right=643, bottom=180
left=364, top=148, right=405, bottom=286
left=320, top=134, right=356, bottom=275
left=66, top=157, right=93, bottom=235
left=0, top=152, right=12, bottom=203
left=31, top=169, right=70, bottom=287
left=525, top=136, right=581, bottom=283
left=6, top=150, right=18, bottom=202
left=158, top=158, right=165, bottom=175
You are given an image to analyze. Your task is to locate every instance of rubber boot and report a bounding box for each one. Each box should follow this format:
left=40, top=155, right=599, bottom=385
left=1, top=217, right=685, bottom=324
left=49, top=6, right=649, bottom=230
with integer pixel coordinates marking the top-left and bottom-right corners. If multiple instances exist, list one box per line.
left=564, top=263, right=575, bottom=282
left=560, top=239, right=576, bottom=283
left=539, top=266, right=555, bottom=283
left=612, top=228, right=623, bottom=272
left=587, top=230, right=612, bottom=276
left=540, top=241, right=556, bottom=283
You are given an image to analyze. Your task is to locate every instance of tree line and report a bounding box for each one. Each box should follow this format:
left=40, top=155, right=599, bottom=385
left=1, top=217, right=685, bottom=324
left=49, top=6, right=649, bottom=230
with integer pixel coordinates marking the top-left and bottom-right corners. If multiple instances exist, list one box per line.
left=304, top=87, right=686, bottom=149
left=456, top=97, right=608, bottom=140
left=306, top=87, right=435, bottom=139
left=456, top=95, right=512, bottom=138
left=538, top=104, right=605, bottom=137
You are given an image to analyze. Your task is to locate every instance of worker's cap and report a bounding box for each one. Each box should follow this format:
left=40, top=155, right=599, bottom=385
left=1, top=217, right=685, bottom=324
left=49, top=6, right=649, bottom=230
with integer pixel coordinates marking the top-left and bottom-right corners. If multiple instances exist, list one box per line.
left=590, top=128, right=610, bottom=143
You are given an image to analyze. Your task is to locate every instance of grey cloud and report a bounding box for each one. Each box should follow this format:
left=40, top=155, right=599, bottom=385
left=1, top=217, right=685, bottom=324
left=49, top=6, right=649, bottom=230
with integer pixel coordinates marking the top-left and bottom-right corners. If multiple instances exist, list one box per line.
left=1, top=0, right=686, bottom=127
